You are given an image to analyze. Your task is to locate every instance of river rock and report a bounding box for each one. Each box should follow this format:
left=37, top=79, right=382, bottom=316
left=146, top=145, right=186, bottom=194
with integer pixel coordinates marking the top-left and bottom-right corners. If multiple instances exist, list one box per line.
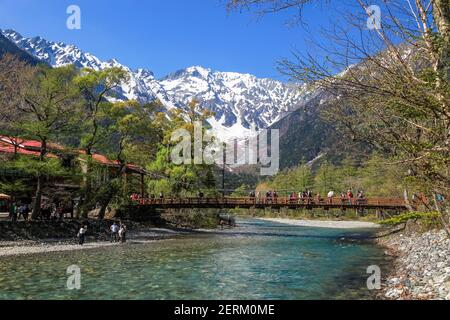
left=378, top=228, right=450, bottom=300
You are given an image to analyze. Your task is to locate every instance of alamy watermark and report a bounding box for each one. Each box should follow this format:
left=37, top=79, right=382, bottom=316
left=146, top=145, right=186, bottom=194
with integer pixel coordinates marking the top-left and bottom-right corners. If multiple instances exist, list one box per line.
left=66, top=265, right=81, bottom=290
left=170, top=122, right=279, bottom=176
left=366, top=5, right=381, bottom=30
left=366, top=265, right=381, bottom=290
left=67, top=5, right=81, bottom=30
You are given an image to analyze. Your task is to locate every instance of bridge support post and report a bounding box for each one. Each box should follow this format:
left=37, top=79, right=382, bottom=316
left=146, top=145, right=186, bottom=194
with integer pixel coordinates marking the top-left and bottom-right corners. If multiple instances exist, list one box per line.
left=375, top=209, right=382, bottom=220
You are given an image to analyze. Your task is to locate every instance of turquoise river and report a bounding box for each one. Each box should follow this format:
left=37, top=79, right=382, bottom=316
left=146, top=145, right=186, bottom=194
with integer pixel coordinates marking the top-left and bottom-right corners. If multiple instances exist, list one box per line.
left=0, top=218, right=389, bottom=299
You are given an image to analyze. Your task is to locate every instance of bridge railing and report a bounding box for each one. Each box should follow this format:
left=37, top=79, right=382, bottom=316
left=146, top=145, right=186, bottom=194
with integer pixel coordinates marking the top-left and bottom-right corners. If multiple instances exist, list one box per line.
left=137, top=196, right=406, bottom=207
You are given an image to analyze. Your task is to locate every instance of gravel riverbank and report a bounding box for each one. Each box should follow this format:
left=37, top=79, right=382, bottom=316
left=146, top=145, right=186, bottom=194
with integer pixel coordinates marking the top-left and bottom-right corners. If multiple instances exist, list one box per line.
left=378, top=229, right=450, bottom=300
left=0, top=228, right=189, bottom=257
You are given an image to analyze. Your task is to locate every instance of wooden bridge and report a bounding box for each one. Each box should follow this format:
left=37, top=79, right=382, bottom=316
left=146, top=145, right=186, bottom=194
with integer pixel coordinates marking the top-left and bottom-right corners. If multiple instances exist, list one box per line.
left=135, top=196, right=409, bottom=211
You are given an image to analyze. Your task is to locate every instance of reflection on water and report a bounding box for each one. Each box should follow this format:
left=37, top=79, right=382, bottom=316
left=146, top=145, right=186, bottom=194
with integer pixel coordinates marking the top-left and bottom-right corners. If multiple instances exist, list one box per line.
left=0, top=218, right=387, bottom=300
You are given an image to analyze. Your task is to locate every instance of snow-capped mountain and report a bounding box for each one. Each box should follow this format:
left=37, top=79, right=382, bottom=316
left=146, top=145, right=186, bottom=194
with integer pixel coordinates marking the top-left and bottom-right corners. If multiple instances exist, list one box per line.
left=1, top=29, right=314, bottom=139
left=160, top=66, right=313, bottom=135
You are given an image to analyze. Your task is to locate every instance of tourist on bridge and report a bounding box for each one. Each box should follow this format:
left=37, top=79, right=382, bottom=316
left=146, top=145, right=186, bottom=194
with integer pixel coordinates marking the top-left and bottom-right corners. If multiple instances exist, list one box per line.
left=327, top=191, right=334, bottom=204
left=299, top=191, right=306, bottom=204
left=77, top=225, right=88, bottom=245
left=265, top=191, right=271, bottom=204
left=289, top=192, right=296, bottom=203
left=340, top=192, right=346, bottom=205
left=356, top=190, right=365, bottom=205
left=307, top=190, right=313, bottom=204
left=347, top=190, right=354, bottom=205
left=249, top=191, right=256, bottom=204
left=316, top=193, right=322, bottom=204
left=273, top=191, right=278, bottom=204
left=110, top=222, right=119, bottom=243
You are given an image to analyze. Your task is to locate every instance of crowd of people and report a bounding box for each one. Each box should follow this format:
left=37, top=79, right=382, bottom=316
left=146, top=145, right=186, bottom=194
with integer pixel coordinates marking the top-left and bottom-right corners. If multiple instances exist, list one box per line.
left=8, top=200, right=74, bottom=222
left=108, top=221, right=128, bottom=244
left=8, top=202, right=30, bottom=222
left=76, top=221, right=128, bottom=246
left=248, top=189, right=367, bottom=205
left=130, top=189, right=369, bottom=206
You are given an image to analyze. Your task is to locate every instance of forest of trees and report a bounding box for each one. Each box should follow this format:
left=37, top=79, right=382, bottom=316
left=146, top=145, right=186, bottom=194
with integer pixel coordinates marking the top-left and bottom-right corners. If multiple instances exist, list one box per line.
left=0, top=55, right=218, bottom=220
left=228, top=0, right=449, bottom=228
left=245, top=155, right=407, bottom=198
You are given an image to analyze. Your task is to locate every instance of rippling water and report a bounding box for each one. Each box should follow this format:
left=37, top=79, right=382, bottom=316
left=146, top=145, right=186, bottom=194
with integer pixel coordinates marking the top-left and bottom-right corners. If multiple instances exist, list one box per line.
left=0, top=218, right=388, bottom=300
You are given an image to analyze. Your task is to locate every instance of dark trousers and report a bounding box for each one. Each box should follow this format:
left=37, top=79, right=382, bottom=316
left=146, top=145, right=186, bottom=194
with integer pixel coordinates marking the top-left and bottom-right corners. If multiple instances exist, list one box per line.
left=79, top=234, right=85, bottom=245
left=111, top=232, right=118, bottom=243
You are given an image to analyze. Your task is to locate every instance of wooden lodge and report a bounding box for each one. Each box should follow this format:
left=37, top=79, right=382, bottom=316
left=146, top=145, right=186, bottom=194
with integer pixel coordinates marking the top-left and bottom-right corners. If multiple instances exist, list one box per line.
left=0, top=135, right=147, bottom=206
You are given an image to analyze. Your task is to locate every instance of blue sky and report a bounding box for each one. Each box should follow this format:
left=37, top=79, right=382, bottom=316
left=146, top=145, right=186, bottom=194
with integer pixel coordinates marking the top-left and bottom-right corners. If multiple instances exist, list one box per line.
left=0, top=0, right=350, bottom=80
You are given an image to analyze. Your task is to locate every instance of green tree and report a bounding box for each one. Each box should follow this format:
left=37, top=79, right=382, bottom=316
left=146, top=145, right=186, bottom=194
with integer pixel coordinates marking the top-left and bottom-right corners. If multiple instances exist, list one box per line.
left=74, top=67, right=129, bottom=216
left=232, top=184, right=250, bottom=197
left=17, top=65, right=81, bottom=219
left=93, top=100, right=160, bottom=219
left=147, top=99, right=217, bottom=196
left=313, top=161, right=340, bottom=195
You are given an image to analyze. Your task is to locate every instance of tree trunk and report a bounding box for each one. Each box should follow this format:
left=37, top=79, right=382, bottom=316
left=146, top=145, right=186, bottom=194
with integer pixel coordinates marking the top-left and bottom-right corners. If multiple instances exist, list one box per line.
left=80, top=156, right=94, bottom=218
left=403, top=188, right=415, bottom=212
left=31, top=175, right=42, bottom=220
left=98, top=192, right=114, bottom=220
left=432, top=0, right=450, bottom=121
left=31, top=139, right=47, bottom=220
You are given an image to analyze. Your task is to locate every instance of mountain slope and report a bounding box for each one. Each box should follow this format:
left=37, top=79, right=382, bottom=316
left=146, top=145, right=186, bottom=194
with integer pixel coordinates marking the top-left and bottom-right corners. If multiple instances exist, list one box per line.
left=0, top=32, right=41, bottom=65
left=266, top=86, right=334, bottom=169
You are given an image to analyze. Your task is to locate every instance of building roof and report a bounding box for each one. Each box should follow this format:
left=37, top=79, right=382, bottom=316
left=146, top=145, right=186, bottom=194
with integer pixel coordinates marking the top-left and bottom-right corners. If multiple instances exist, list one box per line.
left=0, top=135, right=145, bottom=174
left=0, top=139, right=58, bottom=158
left=0, top=136, right=64, bottom=151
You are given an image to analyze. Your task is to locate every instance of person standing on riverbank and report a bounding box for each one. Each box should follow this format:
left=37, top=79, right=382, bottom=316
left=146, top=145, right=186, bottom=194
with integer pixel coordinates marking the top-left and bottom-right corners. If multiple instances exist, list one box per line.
left=119, top=223, right=127, bottom=243
left=18, top=204, right=30, bottom=221
left=9, top=202, right=17, bottom=222
left=110, top=222, right=119, bottom=243
left=78, top=225, right=87, bottom=245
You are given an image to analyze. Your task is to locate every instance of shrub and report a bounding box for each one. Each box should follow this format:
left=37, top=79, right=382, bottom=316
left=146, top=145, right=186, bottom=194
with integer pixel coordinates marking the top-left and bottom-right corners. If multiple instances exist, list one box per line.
left=379, top=211, right=440, bottom=225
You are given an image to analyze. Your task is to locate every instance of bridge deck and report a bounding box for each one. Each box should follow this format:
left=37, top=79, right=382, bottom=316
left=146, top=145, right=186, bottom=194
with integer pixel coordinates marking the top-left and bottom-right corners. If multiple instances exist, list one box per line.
left=136, top=197, right=408, bottom=210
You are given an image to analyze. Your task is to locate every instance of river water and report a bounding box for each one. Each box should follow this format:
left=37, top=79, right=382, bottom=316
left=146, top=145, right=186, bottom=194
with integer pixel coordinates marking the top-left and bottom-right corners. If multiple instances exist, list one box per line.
left=0, top=218, right=388, bottom=300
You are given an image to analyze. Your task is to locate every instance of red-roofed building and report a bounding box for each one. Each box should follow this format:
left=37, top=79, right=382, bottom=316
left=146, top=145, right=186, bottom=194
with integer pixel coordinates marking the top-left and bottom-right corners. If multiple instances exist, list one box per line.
left=0, top=135, right=147, bottom=201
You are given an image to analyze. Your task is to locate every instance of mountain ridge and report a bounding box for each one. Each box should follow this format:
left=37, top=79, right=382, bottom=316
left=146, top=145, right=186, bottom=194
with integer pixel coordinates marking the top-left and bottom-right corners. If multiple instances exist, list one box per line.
left=1, top=28, right=314, bottom=140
